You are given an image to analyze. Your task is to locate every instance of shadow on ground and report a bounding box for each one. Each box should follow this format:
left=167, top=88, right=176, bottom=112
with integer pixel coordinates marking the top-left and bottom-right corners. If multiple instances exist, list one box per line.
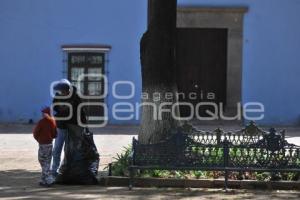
left=1, top=170, right=300, bottom=200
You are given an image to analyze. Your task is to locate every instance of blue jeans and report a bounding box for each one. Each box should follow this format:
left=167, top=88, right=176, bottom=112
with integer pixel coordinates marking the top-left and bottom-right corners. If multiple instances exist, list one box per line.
left=51, top=128, right=66, bottom=174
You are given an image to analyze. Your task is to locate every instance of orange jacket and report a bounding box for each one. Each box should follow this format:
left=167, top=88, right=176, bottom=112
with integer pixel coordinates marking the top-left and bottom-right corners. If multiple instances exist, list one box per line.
left=33, top=115, right=57, bottom=144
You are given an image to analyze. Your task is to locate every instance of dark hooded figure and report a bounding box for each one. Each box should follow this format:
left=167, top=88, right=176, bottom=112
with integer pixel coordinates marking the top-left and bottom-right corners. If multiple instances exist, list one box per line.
left=52, top=81, right=99, bottom=185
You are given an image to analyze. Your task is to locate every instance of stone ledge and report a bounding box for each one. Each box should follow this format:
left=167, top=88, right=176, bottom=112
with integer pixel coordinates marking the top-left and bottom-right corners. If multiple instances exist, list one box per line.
left=177, top=7, right=249, bottom=14
left=99, top=176, right=300, bottom=190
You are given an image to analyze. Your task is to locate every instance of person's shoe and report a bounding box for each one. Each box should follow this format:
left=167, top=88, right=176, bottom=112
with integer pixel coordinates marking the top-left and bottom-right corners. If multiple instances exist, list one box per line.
left=52, top=171, right=58, bottom=177
left=39, top=182, right=51, bottom=187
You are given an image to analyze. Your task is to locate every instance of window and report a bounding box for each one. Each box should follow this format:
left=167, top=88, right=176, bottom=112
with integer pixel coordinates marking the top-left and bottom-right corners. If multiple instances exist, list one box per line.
left=62, top=45, right=111, bottom=121
left=68, top=52, right=104, bottom=96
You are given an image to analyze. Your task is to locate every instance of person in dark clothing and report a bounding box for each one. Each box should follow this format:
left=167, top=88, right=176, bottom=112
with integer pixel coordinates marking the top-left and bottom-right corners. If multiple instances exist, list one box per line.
left=51, top=79, right=75, bottom=175
left=52, top=80, right=100, bottom=185
left=52, top=84, right=87, bottom=126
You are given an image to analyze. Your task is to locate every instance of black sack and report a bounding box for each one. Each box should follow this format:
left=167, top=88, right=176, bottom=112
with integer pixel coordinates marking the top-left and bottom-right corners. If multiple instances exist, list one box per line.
left=56, top=124, right=100, bottom=185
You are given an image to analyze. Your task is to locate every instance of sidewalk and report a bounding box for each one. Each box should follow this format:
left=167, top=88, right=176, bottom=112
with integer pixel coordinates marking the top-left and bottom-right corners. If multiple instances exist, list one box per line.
left=1, top=170, right=300, bottom=200
left=0, top=132, right=135, bottom=172
left=0, top=124, right=138, bottom=171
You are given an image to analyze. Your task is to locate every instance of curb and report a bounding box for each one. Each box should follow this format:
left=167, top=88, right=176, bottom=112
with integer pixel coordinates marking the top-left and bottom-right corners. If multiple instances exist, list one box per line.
left=98, top=176, right=300, bottom=190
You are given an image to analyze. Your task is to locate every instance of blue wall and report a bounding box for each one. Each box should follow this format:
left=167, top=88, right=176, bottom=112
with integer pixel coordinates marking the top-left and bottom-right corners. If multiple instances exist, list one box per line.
left=0, top=0, right=300, bottom=125
left=0, top=0, right=147, bottom=124
left=178, top=0, right=300, bottom=125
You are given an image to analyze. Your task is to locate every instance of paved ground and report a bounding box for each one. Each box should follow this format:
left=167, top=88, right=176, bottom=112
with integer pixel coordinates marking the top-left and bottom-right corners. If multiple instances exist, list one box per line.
left=1, top=123, right=300, bottom=199
left=0, top=170, right=300, bottom=200
left=0, top=124, right=138, bottom=171
left=1, top=170, right=300, bottom=200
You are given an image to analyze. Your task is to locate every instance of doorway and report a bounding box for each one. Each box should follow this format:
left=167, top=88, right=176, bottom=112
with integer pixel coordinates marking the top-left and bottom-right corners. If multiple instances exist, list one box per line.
left=176, top=28, right=228, bottom=117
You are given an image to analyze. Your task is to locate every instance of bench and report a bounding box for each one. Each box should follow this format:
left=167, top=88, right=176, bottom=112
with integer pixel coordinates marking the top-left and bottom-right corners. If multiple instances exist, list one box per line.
left=128, top=122, right=300, bottom=190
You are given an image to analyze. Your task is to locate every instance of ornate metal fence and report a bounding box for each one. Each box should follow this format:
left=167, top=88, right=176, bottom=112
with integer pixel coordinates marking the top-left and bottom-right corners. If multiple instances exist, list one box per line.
left=129, top=122, right=300, bottom=190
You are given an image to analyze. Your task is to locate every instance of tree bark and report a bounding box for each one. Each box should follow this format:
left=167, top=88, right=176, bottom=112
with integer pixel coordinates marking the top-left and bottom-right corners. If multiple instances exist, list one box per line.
left=138, top=0, right=180, bottom=144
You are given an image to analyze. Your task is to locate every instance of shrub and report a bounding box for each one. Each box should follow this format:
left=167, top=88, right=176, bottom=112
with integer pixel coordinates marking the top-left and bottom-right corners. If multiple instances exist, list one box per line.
left=108, top=146, right=132, bottom=176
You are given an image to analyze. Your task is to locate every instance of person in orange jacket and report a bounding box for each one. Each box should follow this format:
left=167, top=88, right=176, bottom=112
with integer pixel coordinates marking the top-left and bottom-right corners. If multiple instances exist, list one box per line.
left=33, top=107, right=57, bottom=186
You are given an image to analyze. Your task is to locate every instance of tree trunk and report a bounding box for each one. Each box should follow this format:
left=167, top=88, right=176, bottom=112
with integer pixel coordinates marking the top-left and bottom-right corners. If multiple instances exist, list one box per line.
left=138, top=0, right=180, bottom=144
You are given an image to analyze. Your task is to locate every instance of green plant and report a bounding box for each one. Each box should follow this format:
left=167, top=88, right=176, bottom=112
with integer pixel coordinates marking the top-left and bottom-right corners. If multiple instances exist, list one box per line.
left=255, top=172, right=271, bottom=181
left=108, top=146, right=132, bottom=176
left=281, top=172, right=300, bottom=181
left=191, top=170, right=205, bottom=179
left=140, top=170, right=171, bottom=178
